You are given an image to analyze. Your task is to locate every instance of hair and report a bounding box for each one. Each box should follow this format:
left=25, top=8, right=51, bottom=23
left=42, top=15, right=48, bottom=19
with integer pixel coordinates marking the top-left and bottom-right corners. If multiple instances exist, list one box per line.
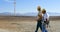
left=37, top=6, right=41, bottom=11
left=42, top=9, right=46, bottom=13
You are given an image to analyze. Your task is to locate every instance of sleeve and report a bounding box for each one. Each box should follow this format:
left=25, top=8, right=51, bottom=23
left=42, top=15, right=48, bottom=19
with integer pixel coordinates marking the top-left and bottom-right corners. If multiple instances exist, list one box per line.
left=46, top=13, right=50, bottom=25
left=46, top=13, right=49, bottom=21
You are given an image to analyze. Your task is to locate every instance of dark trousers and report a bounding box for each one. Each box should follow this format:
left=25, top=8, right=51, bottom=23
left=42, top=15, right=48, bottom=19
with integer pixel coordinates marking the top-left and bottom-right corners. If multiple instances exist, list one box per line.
left=35, top=20, right=42, bottom=32
left=35, top=20, right=48, bottom=32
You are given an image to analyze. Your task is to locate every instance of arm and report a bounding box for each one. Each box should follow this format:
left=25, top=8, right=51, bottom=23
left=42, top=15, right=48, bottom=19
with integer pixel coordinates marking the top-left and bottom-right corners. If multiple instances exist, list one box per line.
left=36, top=14, right=42, bottom=21
left=36, top=16, right=39, bottom=21
left=46, top=14, right=49, bottom=27
left=36, top=14, right=39, bottom=21
left=46, top=13, right=49, bottom=21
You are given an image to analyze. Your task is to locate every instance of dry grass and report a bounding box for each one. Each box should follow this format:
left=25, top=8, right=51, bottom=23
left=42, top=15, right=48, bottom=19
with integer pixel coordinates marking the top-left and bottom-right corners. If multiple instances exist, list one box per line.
left=0, top=16, right=60, bottom=32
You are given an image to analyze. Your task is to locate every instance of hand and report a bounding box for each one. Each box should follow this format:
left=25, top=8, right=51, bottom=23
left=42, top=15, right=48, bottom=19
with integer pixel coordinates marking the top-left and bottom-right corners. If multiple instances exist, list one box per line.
left=46, top=25, right=48, bottom=28
left=46, top=19, right=47, bottom=21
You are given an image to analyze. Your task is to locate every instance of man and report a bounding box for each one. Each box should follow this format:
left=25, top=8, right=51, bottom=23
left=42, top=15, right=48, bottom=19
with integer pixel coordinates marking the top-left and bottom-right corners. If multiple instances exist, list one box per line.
left=42, top=9, right=49, bottom=32
left=35, top=6, right=43, bottom=32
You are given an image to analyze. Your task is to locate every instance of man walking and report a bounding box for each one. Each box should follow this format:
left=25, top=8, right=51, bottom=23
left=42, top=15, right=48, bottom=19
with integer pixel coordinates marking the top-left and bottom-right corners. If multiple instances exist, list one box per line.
left=35, top=6, right=43, bottom=32
left=42, top=9, right=49, bottom=32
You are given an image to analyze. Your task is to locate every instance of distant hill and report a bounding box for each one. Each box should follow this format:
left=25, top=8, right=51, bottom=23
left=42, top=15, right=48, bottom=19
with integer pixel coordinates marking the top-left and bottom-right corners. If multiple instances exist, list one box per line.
left=19, top=12, right=60, bottom=16
left=0, top=12, right=22, bottom=16
left=22, top=12, right=38, bottom=16
left=0, top=12, right=13, bottom=16
left=0, top=12, right=60, bottom=16
left=48, top=12, right=60, bottom=16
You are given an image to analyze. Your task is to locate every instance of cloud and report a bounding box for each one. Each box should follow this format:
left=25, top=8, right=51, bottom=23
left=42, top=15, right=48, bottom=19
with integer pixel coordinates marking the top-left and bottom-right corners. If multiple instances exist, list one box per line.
left=4, top=0, right=14, bottom=2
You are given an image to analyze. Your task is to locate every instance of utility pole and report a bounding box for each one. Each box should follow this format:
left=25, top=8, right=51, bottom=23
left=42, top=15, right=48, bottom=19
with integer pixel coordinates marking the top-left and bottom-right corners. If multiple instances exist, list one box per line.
left=14, top=0, right=16, bottom=16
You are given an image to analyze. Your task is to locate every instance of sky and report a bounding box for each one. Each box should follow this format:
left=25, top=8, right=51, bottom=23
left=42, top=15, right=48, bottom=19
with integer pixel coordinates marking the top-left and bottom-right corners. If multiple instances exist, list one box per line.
left=0, top=0, right=60, bottom=14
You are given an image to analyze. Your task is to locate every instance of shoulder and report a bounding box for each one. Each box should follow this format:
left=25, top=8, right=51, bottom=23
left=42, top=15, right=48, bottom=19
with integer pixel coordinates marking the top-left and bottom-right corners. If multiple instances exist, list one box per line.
left=46, top=13, right=49, bottom=18
left=44, top=13, right=49, bottom=17
left=45, top=13, right=49, bottom=16
left=47, top=13, right=49, bottom=16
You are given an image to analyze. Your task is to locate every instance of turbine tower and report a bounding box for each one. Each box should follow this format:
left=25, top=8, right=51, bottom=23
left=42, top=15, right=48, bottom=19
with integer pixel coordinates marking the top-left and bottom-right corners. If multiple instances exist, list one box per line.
left=14, top=0, right=16, bottom=16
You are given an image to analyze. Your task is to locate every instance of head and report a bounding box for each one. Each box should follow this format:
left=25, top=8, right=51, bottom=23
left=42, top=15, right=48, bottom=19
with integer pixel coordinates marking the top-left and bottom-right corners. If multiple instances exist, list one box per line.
left=42, top=9, right=46, bottom=14
left=37, top=6, right=41, bottom=11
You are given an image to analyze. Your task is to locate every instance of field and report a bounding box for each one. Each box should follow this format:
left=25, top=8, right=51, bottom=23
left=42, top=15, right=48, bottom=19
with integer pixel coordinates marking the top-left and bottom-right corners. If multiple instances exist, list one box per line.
left=0, top=16, right=60, bottom=32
